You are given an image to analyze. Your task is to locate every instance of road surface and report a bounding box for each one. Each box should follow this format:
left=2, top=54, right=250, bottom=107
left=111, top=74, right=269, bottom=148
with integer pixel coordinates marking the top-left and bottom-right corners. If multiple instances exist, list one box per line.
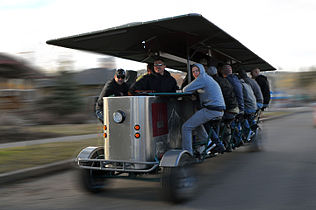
left=1, top=111, right=316, bottom=210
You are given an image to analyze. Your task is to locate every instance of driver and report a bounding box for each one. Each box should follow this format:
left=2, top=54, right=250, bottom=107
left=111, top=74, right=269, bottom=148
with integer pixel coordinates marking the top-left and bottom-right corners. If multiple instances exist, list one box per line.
left=129, top=58, right=178, bottom=93
left=182, top=64, right=226, bottom=156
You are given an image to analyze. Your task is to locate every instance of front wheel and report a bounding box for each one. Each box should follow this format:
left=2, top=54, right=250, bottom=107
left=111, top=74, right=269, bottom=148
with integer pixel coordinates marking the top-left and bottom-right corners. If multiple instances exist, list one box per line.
left=79, top=168, right=106, bottom=193
left=161, top=154, right=197, bottom=203
left=78, top=148, right=107, bottom=193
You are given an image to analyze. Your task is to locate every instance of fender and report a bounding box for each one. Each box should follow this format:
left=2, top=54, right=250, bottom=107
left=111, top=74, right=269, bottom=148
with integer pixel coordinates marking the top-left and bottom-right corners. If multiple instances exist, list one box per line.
left=76, top=146, right=104, bottom=160
left=159, top=149, right=192, bottom=167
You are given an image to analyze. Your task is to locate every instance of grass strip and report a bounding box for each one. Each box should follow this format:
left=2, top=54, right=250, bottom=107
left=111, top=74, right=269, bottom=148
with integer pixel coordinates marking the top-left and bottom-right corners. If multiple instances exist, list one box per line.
left=0, top=138, right=103, bottom=174
left=23, top=123, right=103, bottom=136
left=261, top=111, right=290, bottom=118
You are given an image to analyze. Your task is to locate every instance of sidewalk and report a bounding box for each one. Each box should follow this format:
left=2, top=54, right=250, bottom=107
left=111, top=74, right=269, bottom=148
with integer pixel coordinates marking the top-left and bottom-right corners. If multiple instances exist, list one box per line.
left=261, top=106, right=312, bottom=121
left=0, top=134, right=98, bottom=149
left=0, top=106, right=312, bottom=185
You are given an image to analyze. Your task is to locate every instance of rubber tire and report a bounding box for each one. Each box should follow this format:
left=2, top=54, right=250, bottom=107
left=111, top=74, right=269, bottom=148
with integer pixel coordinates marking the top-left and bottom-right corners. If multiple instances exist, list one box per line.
left=161, top=154, right=196, bottom=203
left=248, top=126, right=263, bottom=152
left=78, top=149, right=106, bottom=193
left=79, top=168, right=106, bottom=193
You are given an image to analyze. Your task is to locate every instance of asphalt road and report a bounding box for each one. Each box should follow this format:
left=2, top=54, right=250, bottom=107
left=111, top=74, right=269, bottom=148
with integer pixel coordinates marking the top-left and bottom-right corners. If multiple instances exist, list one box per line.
left=1, top=111, right=316, bottom=210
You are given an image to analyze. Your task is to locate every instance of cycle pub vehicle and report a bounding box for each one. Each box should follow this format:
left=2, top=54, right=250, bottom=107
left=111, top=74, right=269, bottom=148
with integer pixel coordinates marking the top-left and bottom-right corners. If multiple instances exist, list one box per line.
left=47, top=13, right=276, bottom=203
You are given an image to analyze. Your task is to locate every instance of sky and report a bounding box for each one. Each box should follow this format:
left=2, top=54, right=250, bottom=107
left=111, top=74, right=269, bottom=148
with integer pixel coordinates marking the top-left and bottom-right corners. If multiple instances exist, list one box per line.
left=1, top=0, right=316, bottom=72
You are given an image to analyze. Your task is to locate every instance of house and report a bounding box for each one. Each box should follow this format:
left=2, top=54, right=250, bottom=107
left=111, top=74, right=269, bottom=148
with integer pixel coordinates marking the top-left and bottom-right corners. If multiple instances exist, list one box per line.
left=0, top=53, right=43, bottom=110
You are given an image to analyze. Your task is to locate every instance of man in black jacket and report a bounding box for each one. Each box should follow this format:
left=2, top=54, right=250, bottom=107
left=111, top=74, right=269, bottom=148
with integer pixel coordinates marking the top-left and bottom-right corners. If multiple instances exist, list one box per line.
left=251, top=68, right=271, bottom=109
left=207, top=66, right=239, bottom=152
left=95, top=69, right=129, bottom=123
left=207, top=66, right=239, bottom=115
left=130, top=59, right=178, bottom=93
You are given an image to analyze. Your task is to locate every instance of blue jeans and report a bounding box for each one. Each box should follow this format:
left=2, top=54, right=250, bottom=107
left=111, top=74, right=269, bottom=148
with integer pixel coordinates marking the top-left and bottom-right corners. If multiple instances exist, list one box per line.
left=223, top=112, right=236, bottom=120
left=182, top=108, right=223, bottom=155
left=244, top=108, right=256, bottom=114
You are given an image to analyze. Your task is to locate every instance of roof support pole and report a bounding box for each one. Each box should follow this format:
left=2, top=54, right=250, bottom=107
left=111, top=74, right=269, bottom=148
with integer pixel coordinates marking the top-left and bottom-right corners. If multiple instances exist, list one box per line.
left=187, top=48, right=191, bottom=84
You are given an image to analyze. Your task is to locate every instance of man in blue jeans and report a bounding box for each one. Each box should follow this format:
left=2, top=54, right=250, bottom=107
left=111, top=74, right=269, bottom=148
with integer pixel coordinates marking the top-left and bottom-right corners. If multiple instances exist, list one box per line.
left=182, top=63, right=226, bottom=156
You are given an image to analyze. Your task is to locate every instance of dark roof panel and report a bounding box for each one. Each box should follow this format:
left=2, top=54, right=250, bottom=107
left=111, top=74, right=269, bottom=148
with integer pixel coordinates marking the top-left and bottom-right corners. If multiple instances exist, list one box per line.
left=47, top=13, right=276, bottom=72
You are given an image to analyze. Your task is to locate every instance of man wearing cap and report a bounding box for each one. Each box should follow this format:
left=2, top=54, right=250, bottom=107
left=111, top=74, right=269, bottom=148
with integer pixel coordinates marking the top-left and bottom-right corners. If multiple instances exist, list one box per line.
left=95, top=69, right=129, bottom=123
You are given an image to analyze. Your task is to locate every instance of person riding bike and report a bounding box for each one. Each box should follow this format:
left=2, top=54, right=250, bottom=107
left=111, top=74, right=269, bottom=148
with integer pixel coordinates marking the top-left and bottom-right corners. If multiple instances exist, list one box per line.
left=207, top=66, right=239, bottom=152
left=219, top=64, right=245, bottom=147
left=239, top=69, right=263, bottom=109
left=182, top=63, right=226, bottom=156
left=129, top=59, right=178, bottom=93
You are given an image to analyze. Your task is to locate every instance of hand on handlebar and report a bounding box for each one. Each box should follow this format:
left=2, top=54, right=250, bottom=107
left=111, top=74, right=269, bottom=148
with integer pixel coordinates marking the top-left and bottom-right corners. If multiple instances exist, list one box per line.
left=197, top=89, right=205, bottom=94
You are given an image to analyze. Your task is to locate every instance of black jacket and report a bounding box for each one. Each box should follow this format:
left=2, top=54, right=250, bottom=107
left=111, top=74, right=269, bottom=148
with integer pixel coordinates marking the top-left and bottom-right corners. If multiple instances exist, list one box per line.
left=255, top=75, right=270, bottom=105
left=130, top=70, right=178, bottom=93
left=212, top=74, right=238, bottom=111
left=95, top=79, right=129, bottom=111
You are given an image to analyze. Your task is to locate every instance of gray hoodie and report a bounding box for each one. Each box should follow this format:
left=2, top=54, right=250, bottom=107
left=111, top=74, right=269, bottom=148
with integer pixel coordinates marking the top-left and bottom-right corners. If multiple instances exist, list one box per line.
left=240, top=79, right=257, bottom=111
left=183, top=63, right=226, bottom=111
left=239, top=70, right=263, bottom=104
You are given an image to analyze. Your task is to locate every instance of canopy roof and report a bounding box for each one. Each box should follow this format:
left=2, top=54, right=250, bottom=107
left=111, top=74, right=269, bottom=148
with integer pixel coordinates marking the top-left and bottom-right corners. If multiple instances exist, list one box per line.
left=47, top=13, right=276, bottom=72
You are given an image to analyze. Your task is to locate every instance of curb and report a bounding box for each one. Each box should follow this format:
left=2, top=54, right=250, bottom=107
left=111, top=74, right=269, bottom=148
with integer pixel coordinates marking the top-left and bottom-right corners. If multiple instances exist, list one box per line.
left=0, top=108, right=312, bottom=186
left=0, top=159, right=75, bottom=186
left=261, top=108, right=311, bottom=122
left=0, top=134, right=99, bottom=149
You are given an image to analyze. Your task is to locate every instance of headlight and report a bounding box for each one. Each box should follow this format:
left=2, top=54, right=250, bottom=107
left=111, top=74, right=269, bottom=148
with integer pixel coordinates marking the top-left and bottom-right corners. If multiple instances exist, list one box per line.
left=113, top=110, right=126, bottom=123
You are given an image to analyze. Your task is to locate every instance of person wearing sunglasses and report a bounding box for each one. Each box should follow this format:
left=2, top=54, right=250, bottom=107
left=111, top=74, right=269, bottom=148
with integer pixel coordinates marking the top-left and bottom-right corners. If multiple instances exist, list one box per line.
left=129, top=58, right=178, bottom=94
left=95, top=69, right=129, bottom=123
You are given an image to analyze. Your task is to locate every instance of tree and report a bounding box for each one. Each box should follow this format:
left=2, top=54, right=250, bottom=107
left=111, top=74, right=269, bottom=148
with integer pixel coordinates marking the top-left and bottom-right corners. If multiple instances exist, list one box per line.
left=38, top=71, right=83, bottom=116
left=297, top=67, right=316, bottom=88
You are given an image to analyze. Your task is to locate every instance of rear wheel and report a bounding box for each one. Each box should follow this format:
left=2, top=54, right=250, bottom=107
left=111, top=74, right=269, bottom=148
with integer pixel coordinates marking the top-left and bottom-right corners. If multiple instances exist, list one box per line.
left=248, top=126, right=263, bottom=152
left=161, top=153, right=197, bottom=203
